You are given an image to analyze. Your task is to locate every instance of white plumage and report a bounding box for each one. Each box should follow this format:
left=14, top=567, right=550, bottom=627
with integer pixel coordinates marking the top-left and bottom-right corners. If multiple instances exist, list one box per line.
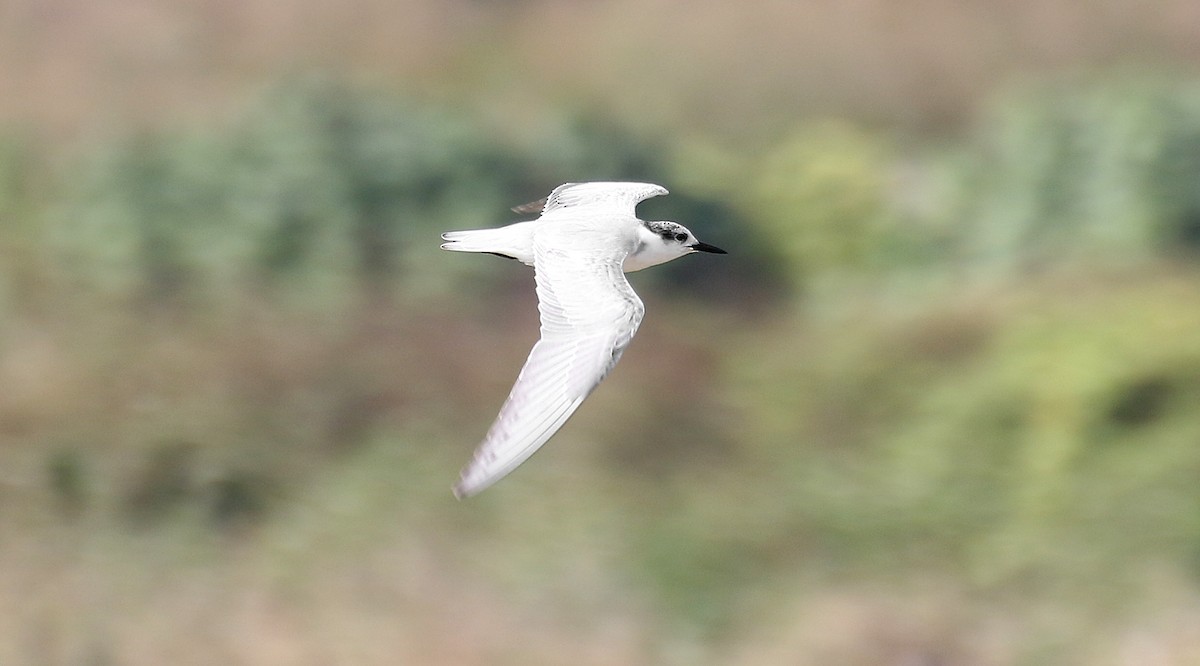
left=441, top=182, right=725, bottom=497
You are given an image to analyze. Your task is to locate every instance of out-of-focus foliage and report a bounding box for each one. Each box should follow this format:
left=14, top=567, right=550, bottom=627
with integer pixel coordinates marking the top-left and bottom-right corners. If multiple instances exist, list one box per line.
left=49, top=82, right=527, bottom=308
left=40, top=77, right=1200, bottom=312
left=721, top=274, right=1200, bottom=584
left=743, top=121, right=892, bottom=285
left=0, top=136, right=37, bottom=317
left=6, top=74, right=1200, bottom=664
left=45, top=81, right=753, bottom=313
left=679, top=78, right=1200, bottom=299
left=965, top=78, right=1200, bottom=275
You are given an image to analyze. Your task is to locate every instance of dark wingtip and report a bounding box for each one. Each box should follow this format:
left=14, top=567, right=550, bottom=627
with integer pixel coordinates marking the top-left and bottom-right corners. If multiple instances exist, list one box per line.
left=691, top=241, right=727, bottom=254
left=511, top=197, right=548, bottom=214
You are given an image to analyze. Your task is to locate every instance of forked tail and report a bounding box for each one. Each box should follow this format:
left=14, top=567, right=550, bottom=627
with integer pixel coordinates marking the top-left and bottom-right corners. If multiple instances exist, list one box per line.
left=440, top=222, right=536, bottom=266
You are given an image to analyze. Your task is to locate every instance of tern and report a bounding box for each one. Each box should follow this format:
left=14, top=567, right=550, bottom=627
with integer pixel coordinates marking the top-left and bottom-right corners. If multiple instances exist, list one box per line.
left=441, top=182, right=726, bottom=498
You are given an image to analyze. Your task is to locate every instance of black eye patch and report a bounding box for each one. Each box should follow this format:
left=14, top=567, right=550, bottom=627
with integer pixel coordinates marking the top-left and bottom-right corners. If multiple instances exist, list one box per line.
left=648, top=222, right=685, bottom=242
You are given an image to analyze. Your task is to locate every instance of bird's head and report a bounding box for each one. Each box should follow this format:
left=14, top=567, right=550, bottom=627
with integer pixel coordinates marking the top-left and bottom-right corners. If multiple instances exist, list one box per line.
left=625, top=221, right=726, bottom=272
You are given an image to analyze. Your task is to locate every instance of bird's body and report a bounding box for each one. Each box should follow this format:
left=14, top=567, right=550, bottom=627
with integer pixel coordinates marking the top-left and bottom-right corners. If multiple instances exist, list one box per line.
left=441, top=182, right=725, bottom=497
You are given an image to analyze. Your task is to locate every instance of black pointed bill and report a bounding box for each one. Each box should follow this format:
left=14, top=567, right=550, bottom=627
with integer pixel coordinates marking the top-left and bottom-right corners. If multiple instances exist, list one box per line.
left=691, top=241, right=727, bottom=254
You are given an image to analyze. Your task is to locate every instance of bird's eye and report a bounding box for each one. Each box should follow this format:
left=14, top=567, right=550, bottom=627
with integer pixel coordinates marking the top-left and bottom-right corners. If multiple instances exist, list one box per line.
left=674, top=233, right=688, bottom=242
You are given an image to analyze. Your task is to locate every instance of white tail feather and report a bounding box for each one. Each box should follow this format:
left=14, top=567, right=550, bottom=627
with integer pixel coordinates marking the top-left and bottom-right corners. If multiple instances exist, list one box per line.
left=440, top=222, right=537, bottom=266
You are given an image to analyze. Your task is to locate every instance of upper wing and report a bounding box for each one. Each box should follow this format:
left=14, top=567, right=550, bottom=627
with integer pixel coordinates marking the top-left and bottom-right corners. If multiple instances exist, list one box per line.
left=527, top=182, right=667, bottom=218
left=454, top=237, right=645, bottom=498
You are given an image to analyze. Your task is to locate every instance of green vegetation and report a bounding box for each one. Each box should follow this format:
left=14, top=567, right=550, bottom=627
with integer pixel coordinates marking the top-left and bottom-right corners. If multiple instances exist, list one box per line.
left=4, top=68, right=1200, bottom=664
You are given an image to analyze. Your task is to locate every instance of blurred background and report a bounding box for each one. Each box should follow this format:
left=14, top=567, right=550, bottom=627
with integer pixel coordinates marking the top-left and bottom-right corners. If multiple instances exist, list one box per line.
left=2, top=0, right=1200, bottom=663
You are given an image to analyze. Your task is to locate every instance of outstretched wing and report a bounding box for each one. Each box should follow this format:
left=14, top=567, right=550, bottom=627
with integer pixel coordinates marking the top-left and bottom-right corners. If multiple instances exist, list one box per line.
left=513, top=182, right=667, bottom=218
left=454, top=237, right=645, bottom=498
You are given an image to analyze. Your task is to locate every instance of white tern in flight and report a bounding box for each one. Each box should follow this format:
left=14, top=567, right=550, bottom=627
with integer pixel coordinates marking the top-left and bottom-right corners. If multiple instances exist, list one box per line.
left=441, top=182, right=726, bottom=498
